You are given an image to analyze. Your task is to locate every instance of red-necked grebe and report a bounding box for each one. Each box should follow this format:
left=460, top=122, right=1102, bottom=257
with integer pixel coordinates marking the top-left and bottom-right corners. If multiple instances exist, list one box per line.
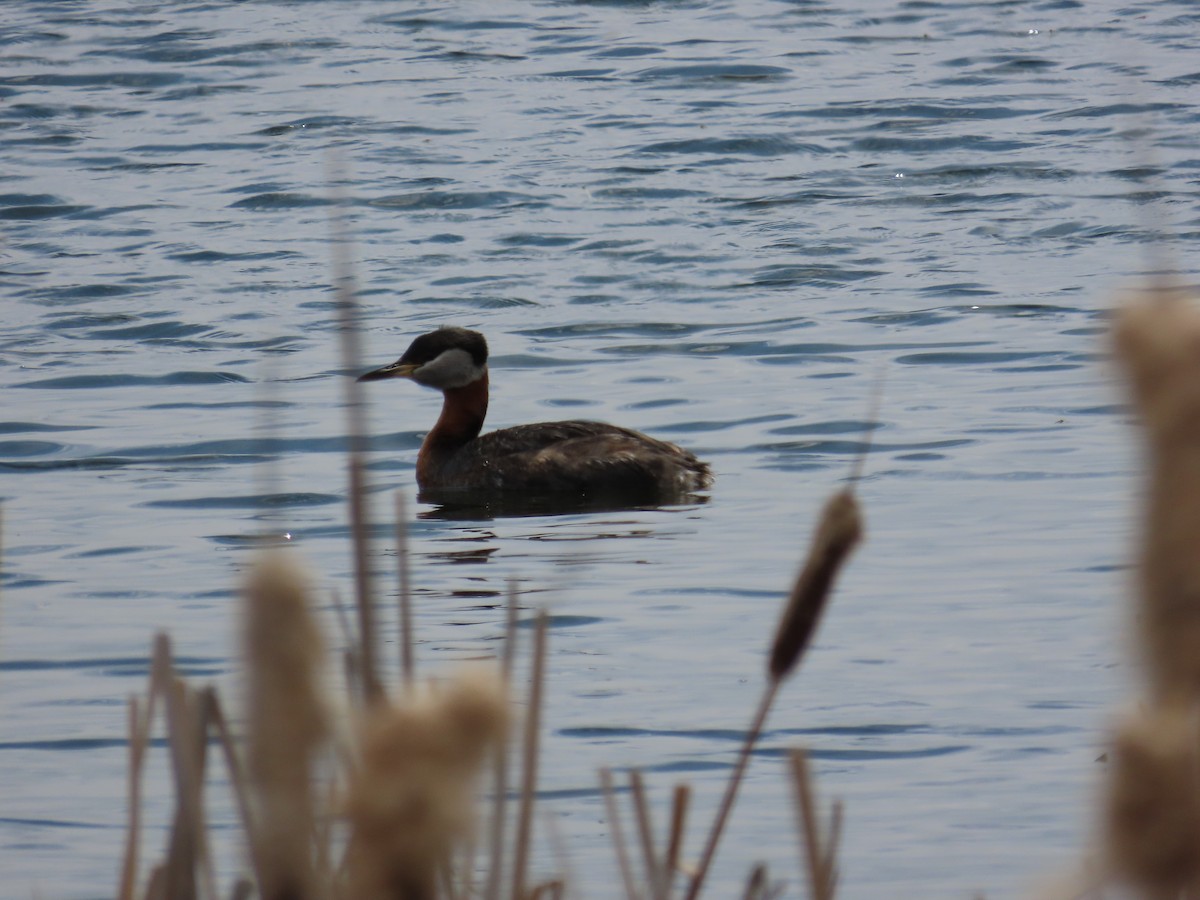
left=357, top=327, right=712, bottom=500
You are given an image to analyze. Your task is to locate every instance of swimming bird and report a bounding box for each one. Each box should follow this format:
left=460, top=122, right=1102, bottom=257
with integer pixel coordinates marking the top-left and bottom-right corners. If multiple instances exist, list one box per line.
left=357, top=326, right=712, bottom=502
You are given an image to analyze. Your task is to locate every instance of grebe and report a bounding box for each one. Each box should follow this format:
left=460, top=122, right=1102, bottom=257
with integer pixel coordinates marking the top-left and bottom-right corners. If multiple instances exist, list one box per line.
left=357, top=327, right=712, bottom=501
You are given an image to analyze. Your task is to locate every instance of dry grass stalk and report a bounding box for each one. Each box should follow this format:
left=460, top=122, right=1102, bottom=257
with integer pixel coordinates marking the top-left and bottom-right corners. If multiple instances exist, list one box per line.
left=161, top=649, right=217, bottom=900
left=117, top=635, right=183, bottom=899
left=204, top=691, right=258, bottom=875
left=329, top=168, right=382, bottom=707
left=243, top=551, right=329, bottom=900
left=143, top=865, right=165, bottom=900
left=511, top=610, right=549, bottom=900
left=329, top=588, right=365, bottom=700
left=685, top=487, right=862, bottom=900
left=682, top=686, right=776, bottom=900
left=502, top=578, right=521, bottom=679
left=484, top=579, right=522, bottom=900
left=663, top=783, right=691, bottom=900
left=454, top=821, right=479, bottom=900
left=118, top=694, right=151, bottom=900
left=396, top=491, right=415, bottom=688
left=629, top=770, right=664, bottom=899
left=528, top=880, right=566, bottom=900
left=823, top=802, right=843, bottom=892
left=600, top=767, right=641, bottom=900
left=788, top=749, right=840, bottom=900
left=346, top=399, right=381, bottom=706
left=741, top=863, right=767, bottom=900
left=342, top=665, right=509, bottom=900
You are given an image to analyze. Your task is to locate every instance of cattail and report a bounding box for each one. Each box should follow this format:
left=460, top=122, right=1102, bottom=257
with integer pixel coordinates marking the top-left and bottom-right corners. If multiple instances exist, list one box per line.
left=687, top=487, right=863, bottom=900
left=1113, top=289, right=1200, bottom=702
left=243, top=551, right=330, bottom=900
left=343, top=665, right=509, bottom=900
left=1105, top=704, right=1200, bottom=894
left=769, top=488, right=863, bottom=682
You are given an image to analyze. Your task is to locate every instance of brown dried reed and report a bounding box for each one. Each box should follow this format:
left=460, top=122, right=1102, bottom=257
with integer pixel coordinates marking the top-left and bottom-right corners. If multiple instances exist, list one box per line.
left=114, top=482, right=859, bottom=900
left=683, top=486, right=861, bottom=900
left=770, top=489, right=863, bottom=683
left=1113, top=287, right=1200, bottom=705
left=342, top=666, right=509, bottom=900
left=111, top=193, right=865, bottom=899
left=243, top=552, right=329, bottom=900
left=1097, top=287, right=1200, bottom=896
left=1105, top=704, right=1200, bottom=895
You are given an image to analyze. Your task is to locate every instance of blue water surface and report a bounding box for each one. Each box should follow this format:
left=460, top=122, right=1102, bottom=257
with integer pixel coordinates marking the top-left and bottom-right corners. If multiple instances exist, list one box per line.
left=2, top=0, right=1198, bottom=896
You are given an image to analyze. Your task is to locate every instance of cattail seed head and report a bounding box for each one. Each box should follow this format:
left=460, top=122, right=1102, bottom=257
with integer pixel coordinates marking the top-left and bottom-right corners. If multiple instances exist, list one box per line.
left=343, top=665, right=509, bottom=900
left=242, top=551, right=330, bottom=900
left=1113, top=290, right=1200, bottom=703
left=1105, top=704, right=1200, bottom=893
left=769, top=489, right=863, bottom=682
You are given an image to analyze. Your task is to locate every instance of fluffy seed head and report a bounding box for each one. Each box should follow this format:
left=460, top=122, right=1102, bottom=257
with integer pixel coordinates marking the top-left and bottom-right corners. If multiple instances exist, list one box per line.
left=1106, top=704, right=1200, bottom=892
left=342, top=665, right=509, bottom=900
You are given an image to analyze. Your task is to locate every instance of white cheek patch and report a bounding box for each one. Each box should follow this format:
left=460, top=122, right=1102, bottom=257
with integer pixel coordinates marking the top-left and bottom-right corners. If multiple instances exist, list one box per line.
left=413, top=348, right=483, bottom=389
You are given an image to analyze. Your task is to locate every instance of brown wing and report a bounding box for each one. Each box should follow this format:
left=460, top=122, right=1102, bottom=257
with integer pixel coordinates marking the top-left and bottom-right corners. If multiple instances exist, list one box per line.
left=444, top=420, right=711, bottom=497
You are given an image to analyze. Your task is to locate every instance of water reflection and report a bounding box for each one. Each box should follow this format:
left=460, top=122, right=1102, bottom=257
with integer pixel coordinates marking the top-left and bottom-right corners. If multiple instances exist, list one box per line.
left=416, top=487, right=711, bottom=520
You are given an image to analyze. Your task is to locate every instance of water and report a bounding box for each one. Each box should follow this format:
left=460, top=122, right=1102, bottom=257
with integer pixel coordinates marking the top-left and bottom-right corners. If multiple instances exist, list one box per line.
left=2, top=0, right=1197, bottom=896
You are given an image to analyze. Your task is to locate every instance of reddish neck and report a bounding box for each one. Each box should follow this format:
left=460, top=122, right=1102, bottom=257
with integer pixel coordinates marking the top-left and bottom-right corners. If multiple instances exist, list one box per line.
left=416, top=369, right=489, bottom=484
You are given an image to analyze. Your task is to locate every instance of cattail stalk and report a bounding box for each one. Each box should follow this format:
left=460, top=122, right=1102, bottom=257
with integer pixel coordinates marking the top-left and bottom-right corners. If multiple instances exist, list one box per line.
left=118, top=695, right=149, bottom=900
left=683, top=684, right=776, bottom=900
left=204, top=691, right=258, bottom=877
left=162, top=669, right=214, bottom=900
left=740, top=863, right=768, bottom=900
left=119, top=635, right=173, bottom=900
left=243, top=552, right=328, bottom=900
left=512, top=610, right=549, bottom=900
left=685, top=488, right=862, bottom=900
left=329, top=163, right=382, bottom=706
left=629, top=770, right=663, bottom=899
left=600, top=767, right=641, bottom=900
left=789, top=749, right=839, bottom=900
left=485, top=579, right=521, bottom=900
left=663, top=783, right=691, bottom=900
left=529, top=881, right=566, bottom=900
left=396, top=491, right=415, bottom=687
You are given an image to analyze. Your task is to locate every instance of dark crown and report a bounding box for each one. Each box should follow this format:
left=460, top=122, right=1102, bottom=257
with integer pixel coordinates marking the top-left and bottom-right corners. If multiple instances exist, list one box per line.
left=399, top=327, right=489, bottom=368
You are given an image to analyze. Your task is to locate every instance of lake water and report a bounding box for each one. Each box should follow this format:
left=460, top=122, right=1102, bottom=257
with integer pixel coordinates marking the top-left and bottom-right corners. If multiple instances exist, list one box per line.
left=2, top=0, right=1198, bottom=896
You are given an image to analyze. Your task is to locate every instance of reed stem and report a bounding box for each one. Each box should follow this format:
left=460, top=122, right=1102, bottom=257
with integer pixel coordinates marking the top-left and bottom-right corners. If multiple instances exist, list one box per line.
left=395, top=491, right=415, bottom=688
left=117, top=696, right=147, bottom=900
left=512, top=610, right=548, bottom=900
left=600, top=767, right=641, bottom=900
left=205, top=691, right=261, bottom=891
left=663, top=783, right=691, bottom=900
left=683, top=681, right=779, bottom=900
left=485, top=580, right=521, bottom=900
left=329, top=165, right=381, bottom=706
left=789, top=749, right=834, bottom=900
left=629, top=770, right=663, bottom=899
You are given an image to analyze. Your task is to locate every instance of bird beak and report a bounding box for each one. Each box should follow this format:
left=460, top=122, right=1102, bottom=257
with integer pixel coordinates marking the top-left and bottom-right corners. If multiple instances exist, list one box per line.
left=357, top=361, right=419, bottom=382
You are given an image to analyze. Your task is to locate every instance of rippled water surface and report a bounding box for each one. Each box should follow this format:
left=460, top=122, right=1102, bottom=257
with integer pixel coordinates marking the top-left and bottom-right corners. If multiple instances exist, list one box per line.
left=3, top=0, right=1199, bottom=896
